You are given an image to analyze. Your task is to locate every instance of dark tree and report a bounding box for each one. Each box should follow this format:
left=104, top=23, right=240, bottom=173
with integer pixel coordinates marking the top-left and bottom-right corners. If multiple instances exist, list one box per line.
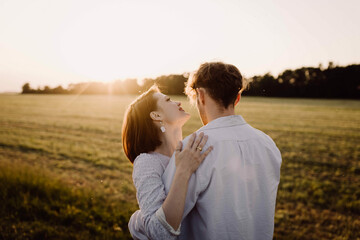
left=43, top=86, right=51, bottom=94
left=20, top=64, right=360, bottom=98
left=22, top=83, right=33, bottom=94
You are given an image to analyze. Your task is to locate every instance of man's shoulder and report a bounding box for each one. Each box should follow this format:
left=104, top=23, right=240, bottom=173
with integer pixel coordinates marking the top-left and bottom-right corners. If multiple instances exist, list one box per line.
left=250, top=126, right=277, bottom=144
left=191, top=121, right=279, bottom=154
left=194, top=120, right=253, bottom=142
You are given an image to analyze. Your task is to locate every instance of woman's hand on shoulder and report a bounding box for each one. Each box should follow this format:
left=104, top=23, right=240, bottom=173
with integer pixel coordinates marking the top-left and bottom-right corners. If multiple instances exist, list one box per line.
left=174, top=132, right=213, bottom=177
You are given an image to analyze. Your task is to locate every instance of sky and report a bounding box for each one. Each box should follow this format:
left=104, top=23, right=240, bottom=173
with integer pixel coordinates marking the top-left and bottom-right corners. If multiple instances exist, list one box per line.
left=0, top=0, right=359, bottom=92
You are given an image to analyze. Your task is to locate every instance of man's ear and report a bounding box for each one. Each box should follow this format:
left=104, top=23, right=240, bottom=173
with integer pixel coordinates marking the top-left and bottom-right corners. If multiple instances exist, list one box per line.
left=234, top=93, right=241, bottom=106
left=150, top=111, right=162, bottom=121
left=196, top=88, right=206, bottom=105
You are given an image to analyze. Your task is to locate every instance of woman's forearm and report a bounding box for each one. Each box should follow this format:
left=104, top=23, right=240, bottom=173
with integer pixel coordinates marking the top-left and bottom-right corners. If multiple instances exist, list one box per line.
left=161, top=168, right=191, bottom=231
left=161, top=134, right=212, bottom=232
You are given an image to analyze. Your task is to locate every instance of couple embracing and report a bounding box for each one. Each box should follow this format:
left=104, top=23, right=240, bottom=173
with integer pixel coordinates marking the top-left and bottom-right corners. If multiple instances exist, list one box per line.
left=122, top=62, right=282, bottom=240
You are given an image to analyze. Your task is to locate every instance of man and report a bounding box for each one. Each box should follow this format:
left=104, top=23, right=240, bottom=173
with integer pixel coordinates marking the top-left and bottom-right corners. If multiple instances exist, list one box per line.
left=162, top=62, right=282, bottom=240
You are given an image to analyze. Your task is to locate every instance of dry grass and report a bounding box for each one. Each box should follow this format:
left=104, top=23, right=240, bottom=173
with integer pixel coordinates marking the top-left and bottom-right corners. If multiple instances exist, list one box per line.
left=0, top=94, right=359, bottom=239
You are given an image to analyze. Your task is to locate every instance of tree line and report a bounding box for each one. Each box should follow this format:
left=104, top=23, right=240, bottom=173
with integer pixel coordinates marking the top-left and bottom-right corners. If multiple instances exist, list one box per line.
left=22, top=75, right=189, bottom=96
left=22, top=63, right=359, bottom=99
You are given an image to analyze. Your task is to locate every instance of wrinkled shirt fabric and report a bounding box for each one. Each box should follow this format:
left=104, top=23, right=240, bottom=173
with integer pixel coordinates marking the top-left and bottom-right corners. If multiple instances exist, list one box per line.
left=162, top=115, right=282, bottom=240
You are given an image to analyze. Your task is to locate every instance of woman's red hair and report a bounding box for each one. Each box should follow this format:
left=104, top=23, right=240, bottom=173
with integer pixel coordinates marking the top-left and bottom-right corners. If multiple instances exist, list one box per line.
left=121, top=85, right=162, bottom=163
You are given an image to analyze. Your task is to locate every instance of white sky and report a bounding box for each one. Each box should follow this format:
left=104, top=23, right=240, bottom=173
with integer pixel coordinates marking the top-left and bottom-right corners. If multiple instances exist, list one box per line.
left=0, top=0, right=359, bottom=92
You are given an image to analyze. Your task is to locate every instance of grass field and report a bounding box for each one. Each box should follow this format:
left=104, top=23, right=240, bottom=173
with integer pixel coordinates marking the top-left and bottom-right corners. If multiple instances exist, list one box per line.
left=0, top=94, right=359, bottom=239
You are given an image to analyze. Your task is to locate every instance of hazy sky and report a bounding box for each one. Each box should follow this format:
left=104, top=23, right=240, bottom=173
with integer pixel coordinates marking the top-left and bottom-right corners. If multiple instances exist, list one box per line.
left=1, top=0, right=359, bottom=92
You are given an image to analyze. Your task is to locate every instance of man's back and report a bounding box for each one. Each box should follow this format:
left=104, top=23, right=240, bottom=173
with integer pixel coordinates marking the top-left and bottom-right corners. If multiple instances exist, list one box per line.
left=162, top=115, right=282, bottom=240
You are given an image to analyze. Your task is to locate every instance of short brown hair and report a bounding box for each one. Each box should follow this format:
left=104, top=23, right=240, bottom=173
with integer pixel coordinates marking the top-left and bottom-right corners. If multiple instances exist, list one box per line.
left=185, top=62, right=246, bottom=108
left=122, top=85, right=162, bottom=163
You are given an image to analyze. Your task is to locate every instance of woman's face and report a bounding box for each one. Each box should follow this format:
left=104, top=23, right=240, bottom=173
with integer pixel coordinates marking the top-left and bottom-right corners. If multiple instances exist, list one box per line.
left=153, top=92, right=190, bottom=126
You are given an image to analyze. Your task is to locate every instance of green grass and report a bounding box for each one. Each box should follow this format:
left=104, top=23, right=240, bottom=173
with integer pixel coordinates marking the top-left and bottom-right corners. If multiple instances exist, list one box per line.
left=0, top=94, right=359, bottom=239
left=0, top=161, right=131, bottom=239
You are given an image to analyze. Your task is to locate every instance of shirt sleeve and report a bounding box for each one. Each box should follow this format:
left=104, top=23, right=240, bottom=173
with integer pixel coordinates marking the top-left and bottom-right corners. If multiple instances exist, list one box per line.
left=131, top=154, right=179, bottom=240
left=155, top=206, right=181, bottom=235
left=128, top=210, right=149, bottom=240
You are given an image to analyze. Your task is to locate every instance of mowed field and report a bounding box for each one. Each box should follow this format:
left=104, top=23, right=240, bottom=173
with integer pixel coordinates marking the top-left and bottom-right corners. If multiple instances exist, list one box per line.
left=0, top=94, right=359, bottom=240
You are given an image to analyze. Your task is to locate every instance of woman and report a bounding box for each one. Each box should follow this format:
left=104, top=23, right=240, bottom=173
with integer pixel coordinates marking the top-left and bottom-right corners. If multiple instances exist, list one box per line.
left=122, top=85, right=213, bottom=239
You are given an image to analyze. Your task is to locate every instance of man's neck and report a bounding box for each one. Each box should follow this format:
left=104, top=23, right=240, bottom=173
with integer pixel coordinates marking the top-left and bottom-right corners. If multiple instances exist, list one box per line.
left=206, top=107, right=236, bottom=123
left=203, top=97, right=236, bottom=124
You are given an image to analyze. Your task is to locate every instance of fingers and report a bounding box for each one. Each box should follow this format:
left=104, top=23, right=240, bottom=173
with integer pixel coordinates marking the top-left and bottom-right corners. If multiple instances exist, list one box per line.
left=175, top=141, right=182, bottom=154
left=191, top=132, right=204, bottom=151
left=184, top=132, right=208, bottom=152
left=196, top=134, right=208, bottom=151
left=185, top=133, right=196, bottom=149
left=199, top=146, right=214, bottom=162
left=175, top=133, right=213, bottom=173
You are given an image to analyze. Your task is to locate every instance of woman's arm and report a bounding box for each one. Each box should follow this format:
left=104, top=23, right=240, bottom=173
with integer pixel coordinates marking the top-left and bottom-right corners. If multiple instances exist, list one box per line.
left=131, top=155, right=175, bottom=239
left=161, top=132, right=213, bottom=231
left=130, top=133, right=212, bottom=239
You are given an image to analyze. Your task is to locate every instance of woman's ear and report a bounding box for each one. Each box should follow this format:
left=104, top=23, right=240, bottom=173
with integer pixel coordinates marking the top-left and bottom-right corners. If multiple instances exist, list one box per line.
left=150, top=111, right=162, bottom=121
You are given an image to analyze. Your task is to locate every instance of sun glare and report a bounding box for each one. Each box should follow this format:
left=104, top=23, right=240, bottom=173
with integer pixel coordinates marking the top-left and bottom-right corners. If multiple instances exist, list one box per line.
left=1, top=0, right=359, bottom=92
left=56, top=2, right=195, bottom=82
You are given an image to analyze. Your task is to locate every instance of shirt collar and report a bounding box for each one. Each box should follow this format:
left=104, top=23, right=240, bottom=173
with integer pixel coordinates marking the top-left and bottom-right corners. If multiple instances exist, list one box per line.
left=198, top=115, right=247, bottom=131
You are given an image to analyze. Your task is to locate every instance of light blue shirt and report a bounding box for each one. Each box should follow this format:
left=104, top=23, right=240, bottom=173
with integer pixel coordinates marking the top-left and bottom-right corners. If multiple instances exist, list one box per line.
left=129, top=152, right=179, bottom=240
left=162, top=115, right=282, bottom=240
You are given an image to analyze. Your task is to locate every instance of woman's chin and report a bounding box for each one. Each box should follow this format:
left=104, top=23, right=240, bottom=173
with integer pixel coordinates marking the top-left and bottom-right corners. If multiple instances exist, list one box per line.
left=184, top=112, right=191, bottom=120
left=177, top=113, right=191, bottom=126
